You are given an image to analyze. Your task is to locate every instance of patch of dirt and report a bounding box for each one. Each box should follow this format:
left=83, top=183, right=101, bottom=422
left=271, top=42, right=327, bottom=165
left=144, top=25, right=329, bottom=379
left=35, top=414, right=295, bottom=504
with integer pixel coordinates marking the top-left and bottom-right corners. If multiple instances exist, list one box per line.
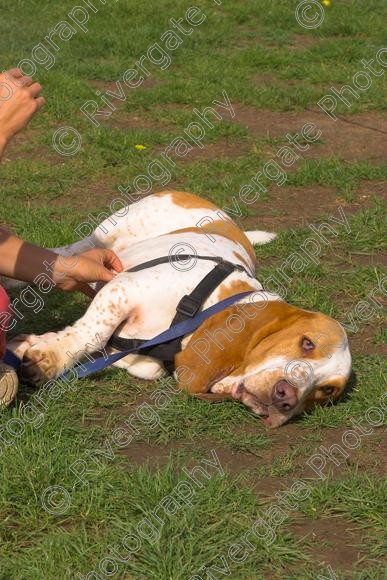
left=289, top=34, right=321, bottom=51
left=232, top=25, right=264, bottom=49
left=348, top=324, right=387, bottom=357
left=118, top=439, right=265, bottom=473
left=301, top=426, right=387, bottom=480
left=115, top=434, right=292, bottom=496
left=118, top=441, right=186, bottom=469
left=357, top=179, right=387, bottom=200
left=321, top=250, right=387, bottom=276
left=251, top=476, right=287, bottom=497
left=241, top=184, right=373, bottom=231
left=201, top=441, right=268, bottom=472
left=157, top=103, right=192, bottom=112
left=327, top=276, right=386, bottom=356
left=88, top=76, right=162, bottom=92
left=289, top=516, right=363, bottom=572
left=80, top=108, right=170, bottom=131
left=2, top=130, right=59, bottom=164
left=140, top=77, right=161, bottom=90
left=106, top=111, right=169, bottom=131
left=193, top=422, right=386, bottom=497
left=88, top=79, right=122, bottom=92
left=49, top=178, right=182, bottom=212
left=231, top=105, right=387, bottom=163
left=196, top=422, right=312, bottom=495
left=235, top=421, right=385, bottom=485
left=173, top=138, right=250, bottom=162
left=347, top=252, right=387, bottom=268
left=252, top=73, right=326, bottom=92
left=50, top=176, right=119, bottom=210
left=252, top=73, right=279, bottom=85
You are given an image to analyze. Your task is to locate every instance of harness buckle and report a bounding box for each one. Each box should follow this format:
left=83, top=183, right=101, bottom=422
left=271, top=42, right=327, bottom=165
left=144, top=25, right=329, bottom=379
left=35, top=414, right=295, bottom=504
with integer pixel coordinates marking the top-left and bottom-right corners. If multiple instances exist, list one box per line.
left=176, top=294, right=202, bottom=318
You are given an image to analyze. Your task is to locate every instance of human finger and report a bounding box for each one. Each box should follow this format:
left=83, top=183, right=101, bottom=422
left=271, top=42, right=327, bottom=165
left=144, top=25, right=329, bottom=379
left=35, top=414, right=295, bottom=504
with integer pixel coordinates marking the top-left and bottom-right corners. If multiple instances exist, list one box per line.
left=20, top=75, right=34, bottom=87
left=7, top=68, right=23, bottom=78
left=102, top=249, right=123, bottom=273
left=34, top=96, right=46, bottom=110
left=27, top=82, right=42, bottom=97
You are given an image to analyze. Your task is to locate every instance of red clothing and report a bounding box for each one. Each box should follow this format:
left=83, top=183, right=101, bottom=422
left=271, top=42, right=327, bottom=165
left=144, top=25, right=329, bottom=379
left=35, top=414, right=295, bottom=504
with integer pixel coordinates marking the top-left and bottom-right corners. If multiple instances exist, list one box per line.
left=0, top=285, right=10, bottom=358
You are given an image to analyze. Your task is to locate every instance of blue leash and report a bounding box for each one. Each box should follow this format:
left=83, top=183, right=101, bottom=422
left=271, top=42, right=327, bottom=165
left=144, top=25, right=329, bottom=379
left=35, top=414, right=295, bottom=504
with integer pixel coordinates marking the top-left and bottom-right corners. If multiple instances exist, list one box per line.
left=4, top=349, right=21, bottom=371
left=4, top=291, right=254, bottom=381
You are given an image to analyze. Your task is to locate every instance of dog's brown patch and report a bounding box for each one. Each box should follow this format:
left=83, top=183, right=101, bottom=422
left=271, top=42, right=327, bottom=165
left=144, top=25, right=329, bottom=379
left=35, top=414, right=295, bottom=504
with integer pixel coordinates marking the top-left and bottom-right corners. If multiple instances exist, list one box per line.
left=163, top=190, right=217, bottom=210
left=217, top=279, right=258, bottom=301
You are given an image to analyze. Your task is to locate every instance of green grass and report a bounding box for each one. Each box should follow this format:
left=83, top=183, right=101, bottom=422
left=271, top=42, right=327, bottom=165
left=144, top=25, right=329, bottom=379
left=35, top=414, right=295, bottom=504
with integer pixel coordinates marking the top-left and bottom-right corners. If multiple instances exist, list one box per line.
left=0, top=0, right=386, bottom=578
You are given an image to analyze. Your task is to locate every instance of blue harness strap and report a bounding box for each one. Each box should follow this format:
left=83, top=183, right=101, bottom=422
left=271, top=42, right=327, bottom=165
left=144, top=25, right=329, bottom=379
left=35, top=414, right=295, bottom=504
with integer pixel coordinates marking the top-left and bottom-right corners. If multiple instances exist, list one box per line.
left=4, top=291, right=255, bottom=381
left=4, top=349, right=21, bottom=371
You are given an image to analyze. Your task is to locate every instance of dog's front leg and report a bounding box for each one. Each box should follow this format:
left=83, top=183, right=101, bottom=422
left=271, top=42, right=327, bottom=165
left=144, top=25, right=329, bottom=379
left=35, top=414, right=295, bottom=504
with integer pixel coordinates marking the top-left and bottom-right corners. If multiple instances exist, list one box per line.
left=209, top=376, right=238, bottom=395
left=21, top=275, right=135, bottom=385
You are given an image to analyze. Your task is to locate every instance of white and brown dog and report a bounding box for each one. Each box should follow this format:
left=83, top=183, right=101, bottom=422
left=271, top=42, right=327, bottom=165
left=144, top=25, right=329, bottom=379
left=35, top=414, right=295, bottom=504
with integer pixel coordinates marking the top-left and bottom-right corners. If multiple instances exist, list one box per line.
left=8, top=191, right=351, bottom=427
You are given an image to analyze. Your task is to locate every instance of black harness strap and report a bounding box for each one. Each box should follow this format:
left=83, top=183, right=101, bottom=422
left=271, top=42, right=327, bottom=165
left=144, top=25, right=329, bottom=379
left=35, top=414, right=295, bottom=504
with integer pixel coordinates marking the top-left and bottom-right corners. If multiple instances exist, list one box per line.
left=127, top=254, right=238, bottom=272
left=108, top=256, right=252, bottom=372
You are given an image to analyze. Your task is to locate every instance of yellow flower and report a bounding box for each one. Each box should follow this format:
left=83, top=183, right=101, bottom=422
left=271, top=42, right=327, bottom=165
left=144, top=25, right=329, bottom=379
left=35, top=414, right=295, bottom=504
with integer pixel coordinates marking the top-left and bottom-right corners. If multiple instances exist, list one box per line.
left=322, top=0, right=331, bottom=6
left=135, top=144, right=146, bottom=151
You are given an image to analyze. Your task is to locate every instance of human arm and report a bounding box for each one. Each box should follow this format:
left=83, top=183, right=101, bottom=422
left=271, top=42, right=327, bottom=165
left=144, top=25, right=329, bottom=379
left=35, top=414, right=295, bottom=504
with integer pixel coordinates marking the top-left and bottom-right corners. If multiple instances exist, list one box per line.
left=0, top=229, right=123, bottom=296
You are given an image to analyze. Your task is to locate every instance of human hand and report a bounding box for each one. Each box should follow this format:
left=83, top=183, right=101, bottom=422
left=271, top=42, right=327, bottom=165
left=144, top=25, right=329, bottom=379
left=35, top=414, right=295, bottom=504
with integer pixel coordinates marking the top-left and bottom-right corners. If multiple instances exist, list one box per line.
left=52, top=249, right=124, bottom=297
left=0, top=68, right=45, bottom=157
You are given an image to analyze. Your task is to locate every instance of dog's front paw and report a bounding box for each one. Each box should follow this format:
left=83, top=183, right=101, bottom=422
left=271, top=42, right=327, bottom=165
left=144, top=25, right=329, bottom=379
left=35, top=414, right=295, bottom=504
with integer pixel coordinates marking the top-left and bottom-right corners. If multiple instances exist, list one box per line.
left=21, top=344, right=61, bottom=385
left=210, top=378, right=235, bottom=394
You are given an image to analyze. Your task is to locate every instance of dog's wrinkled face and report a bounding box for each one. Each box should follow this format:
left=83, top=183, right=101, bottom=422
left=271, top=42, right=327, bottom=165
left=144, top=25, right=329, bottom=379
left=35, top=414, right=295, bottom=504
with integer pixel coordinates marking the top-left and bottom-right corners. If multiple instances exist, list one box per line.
left=210, top=308, right=351, bottom=428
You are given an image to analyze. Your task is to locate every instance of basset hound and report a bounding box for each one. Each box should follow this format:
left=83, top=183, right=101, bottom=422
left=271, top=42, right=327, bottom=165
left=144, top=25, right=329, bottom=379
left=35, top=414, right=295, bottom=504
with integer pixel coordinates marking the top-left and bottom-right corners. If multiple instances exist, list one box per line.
left=9, top=191, right=351, bottom=427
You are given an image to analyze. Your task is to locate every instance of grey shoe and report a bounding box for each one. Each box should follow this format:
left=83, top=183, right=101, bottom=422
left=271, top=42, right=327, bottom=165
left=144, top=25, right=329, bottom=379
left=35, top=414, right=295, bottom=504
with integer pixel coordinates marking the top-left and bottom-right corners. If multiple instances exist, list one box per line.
left=0, top=362, right=19, bottom=406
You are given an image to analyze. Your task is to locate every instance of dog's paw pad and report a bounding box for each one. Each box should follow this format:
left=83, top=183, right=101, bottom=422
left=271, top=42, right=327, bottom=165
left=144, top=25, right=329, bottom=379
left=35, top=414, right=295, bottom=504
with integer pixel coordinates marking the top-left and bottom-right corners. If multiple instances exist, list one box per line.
left=21, top=346, right=59, bottom=385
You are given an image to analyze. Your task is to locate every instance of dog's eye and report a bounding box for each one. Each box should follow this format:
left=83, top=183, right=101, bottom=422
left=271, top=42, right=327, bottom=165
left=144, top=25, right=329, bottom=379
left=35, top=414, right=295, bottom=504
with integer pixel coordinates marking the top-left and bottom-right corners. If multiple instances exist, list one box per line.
left=320, top=386, right=335, bottom=396
left=301, top=337, right=315, bottom=352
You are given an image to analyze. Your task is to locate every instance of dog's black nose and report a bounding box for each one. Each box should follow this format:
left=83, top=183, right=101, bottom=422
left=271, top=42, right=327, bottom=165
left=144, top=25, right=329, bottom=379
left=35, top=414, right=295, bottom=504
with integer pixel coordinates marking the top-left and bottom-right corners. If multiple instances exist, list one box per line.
left=271, top=380, right=298, bottom=411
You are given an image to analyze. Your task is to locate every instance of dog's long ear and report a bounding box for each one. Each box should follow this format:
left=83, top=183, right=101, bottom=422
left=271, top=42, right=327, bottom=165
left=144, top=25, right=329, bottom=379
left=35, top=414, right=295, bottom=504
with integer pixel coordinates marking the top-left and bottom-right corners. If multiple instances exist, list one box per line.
left=175, top=301, right=298, bottom=395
